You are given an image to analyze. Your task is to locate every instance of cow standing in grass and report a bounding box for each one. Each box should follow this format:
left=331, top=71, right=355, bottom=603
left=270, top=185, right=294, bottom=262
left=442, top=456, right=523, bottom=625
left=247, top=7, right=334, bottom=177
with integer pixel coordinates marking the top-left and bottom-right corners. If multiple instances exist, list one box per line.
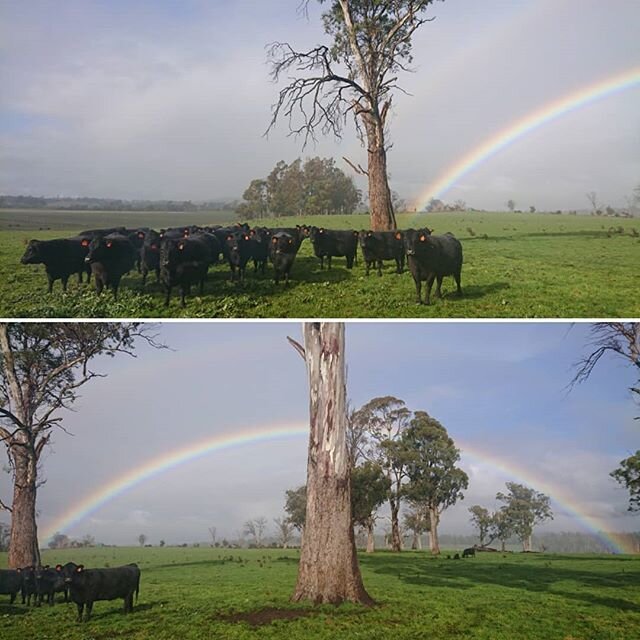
left=85, top=234, right=137, bottom=299
left=359, top=230, right=405, bottom=276
left=269, top=232, right=299, bottom=285
left=403, top=229, right=463, bottom=305
left=20, top=238, right=91, bottom=293
left=309, top=227, right=358, bottom=270
left=65, top=564, right=140, bottom=622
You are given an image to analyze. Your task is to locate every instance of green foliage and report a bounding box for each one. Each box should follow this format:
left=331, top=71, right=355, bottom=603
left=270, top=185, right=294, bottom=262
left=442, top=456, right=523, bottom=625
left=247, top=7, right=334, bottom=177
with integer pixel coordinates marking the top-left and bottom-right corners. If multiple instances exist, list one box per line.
left=468, top=505, right=492, bottom=546
left=611, top=451, right=640, bottom=512
left=401, top=411, right=468, bottom=514
left=2, top=210, right=640, bottom=318
left=237, top=157, right=361, bottom=218
left=2, top=546, right=640, bottom=639
left=284, top=485, right=307, bottom=532
left=351, top=462, right=390, bottom=527
left=496, top=482, right=553, bottom=550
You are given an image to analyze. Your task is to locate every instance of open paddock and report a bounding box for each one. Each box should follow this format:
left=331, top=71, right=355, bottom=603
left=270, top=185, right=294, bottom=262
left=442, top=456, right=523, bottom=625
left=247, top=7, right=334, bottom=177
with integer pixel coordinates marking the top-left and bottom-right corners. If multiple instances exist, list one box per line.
left=1, top=210, right=638, bottom=318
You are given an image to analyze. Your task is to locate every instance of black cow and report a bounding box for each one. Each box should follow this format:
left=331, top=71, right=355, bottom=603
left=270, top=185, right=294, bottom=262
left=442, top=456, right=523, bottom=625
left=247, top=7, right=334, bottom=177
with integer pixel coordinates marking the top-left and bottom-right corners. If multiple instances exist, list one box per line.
left=125, top=228, right=151, bottom=272
left=78, top=227, right=126, bottom=238
left=248, top=228, right=270, bottom=275
left=269, top=232, right=298, bottom=285
left=65, top=563, right=140, bottom=622
left=140, top=230, right=162, bottom=286
left=54, top=562, right=78, bottom=603
left=0, top=569, right=23, bottom=604
left=21, top=238, right=92, bottom=293
left=403, top=229, right=463, bottom=305
left=359, top=230, right=405, bottom=276
left=224, top=232, right=252, bottom=283
left=34, top=565, right=65, bottom=606
left=462, top=547, right=476, bottom=558
left=309, top=227, right=358, bottom=270
left=85, top=234, right=137, bottom=299
left=160, top=235, right=212, bottom=307
left=269, top=226, right=307, bottom=251
left=20, top=566, right=37, bottom=606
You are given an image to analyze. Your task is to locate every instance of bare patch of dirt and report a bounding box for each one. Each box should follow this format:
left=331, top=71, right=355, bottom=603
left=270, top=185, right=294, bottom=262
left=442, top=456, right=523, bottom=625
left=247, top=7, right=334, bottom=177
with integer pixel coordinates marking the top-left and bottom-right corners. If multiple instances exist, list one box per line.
left=218, top=607, right=316, bottom=627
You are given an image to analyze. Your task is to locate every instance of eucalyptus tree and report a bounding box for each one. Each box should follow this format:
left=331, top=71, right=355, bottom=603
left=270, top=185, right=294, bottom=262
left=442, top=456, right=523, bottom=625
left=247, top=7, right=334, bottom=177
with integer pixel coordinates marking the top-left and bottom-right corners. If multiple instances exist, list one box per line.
left=496, top=482, right=553, bottom=552
left=468, top=505, right=492, bottom=547
left=401, top=411, right=468, bottom=555
left=287, top=323, right=372, bottom=605
left=267, top=0, right=445, bottom=231
left=0, top=323, right=161, bottom=568
left=351, top=461, right=390, bottom=552
left=352, top=395, right=411, bottom=551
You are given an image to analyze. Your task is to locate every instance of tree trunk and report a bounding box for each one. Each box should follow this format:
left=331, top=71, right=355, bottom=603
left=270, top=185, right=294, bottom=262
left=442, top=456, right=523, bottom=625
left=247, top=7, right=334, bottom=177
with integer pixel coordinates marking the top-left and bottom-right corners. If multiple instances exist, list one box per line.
left=8, top=448, right=41, bottom=568
left=416, top=533, right=422, bottom=551
left=428, top=508, right=440, bottom=555
left=292, top=323, right=373, bottom=605
left=366, top=519, right=375, bottom=553
left=363, top=117, right=396, bottom=232
left=411, top=532, right=418, bottom=550
left=389, top=497, right=402, bottom=552
left=501, top=539, right=506, bottom=552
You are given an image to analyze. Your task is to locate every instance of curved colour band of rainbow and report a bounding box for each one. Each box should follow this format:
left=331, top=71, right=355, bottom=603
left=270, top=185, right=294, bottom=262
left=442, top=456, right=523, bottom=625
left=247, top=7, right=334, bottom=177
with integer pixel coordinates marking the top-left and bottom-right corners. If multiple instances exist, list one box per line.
left=412, top=66, right=640, bottom=209
left=41, top=424, right=634, bottom=554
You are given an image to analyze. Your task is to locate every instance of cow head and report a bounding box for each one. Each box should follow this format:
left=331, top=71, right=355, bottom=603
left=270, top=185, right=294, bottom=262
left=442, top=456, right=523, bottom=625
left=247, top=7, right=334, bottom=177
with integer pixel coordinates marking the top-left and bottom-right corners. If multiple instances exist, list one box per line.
left=403, top=228, right=433, bottom=256
left=20, top=240, right=42, bottom=264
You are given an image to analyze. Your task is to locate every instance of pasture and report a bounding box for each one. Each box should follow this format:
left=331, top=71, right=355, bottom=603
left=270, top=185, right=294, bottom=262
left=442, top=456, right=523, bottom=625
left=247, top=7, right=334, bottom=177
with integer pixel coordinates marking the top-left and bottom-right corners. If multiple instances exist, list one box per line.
left=1, top=209, right=639, bottom=318
left=1, top=547, right=638, bottom=639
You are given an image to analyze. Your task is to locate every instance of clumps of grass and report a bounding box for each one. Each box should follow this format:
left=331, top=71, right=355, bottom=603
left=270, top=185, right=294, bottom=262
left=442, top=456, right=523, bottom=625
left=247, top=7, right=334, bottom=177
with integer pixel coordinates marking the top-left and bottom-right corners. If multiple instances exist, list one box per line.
left=466, top=227, right=476, bottom=237
left=630, top=228, right=639, bottom=237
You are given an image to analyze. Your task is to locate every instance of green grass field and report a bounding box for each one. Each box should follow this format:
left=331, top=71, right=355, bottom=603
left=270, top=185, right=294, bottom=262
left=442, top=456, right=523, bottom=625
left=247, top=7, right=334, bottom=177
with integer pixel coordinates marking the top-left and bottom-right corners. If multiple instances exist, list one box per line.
left=1, top=547, right=638, bottom=639
left=1, top=209, right=639, bottom=318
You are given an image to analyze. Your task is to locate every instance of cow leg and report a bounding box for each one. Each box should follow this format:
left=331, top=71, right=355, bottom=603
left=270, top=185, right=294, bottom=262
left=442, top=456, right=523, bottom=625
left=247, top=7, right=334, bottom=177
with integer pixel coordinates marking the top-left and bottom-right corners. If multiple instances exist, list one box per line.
left=84, top=601, right=93, bottom=621
left=454, top=270, right=462, bottom=296
left=319, top=256, right=324, bottom=270
left=377, top=260, right=383, bottom=277
left=327, top=256, right=332, bottom=270
left=64, top=587, right=69, bottom=603
left=47, top=275, right=54, bottom=294
left=164, top=286, right=171, bottom=306
left=76, top=603, right=84, bottom=622
left=95, top=277, right=104, bottom=296
left=62, top=275, right=70, bottom=291
left=199, top=277, right=205, bottom=296
left=365, top=260, right=370, bottom=276
left=112, top=276, right=121, bottom=300
left=141, top=267, right=148, bottom=287
left=10, top=592, right=15, bottom=605
left=435, top=274, right=444, bottom=298
left=425, top=274, right=436, bottom=305
left=180, top=285, right=187, bottom=308
left=414, top=277, right=423, bottom=304
left=155, top=268, right=160, bottom=283
left=253, top=259, right=258, bottom=273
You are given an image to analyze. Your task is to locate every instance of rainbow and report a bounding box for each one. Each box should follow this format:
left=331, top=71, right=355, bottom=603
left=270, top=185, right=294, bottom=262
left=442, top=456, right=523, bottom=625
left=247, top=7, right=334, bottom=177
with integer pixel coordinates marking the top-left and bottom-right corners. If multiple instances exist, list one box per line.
left=412, top=66, right=640, bottom=209
left=40, top=422, right=309, bottom=542
left=40, top=426, right=636, bottom=554
left=459, top=443, right=634, bottom=555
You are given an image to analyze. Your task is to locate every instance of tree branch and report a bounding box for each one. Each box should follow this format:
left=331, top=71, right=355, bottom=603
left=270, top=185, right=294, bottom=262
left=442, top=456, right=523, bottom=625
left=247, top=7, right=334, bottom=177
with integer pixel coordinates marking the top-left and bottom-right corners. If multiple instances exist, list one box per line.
left=287, top=336, right=306, bottom=361
left=342, top=156, right=369, bottom=176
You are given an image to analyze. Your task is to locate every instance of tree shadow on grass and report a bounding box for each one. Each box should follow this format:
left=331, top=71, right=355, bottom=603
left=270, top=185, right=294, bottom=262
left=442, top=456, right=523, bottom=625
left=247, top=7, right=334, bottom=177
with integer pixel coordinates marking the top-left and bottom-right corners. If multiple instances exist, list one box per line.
left=362, top=554, right=640, bottom=613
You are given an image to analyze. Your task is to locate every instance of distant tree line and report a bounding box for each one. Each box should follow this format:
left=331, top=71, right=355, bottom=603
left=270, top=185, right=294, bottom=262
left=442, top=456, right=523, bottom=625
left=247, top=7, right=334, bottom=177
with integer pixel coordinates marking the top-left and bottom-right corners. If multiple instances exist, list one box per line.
left=0, top=195, right=238, bottom=212
left=236, top=157, right=361, bottom=219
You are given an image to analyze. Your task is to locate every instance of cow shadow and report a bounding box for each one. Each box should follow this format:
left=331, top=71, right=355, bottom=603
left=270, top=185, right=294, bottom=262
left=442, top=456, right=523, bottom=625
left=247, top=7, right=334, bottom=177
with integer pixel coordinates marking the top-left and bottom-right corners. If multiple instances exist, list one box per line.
left=459, top=281, right=510, bottom=300
left=80, top=599, right=169, bottom=621
left=0, top=603, right=29, bottom=615
left=362, top=554, right=639, bottom=613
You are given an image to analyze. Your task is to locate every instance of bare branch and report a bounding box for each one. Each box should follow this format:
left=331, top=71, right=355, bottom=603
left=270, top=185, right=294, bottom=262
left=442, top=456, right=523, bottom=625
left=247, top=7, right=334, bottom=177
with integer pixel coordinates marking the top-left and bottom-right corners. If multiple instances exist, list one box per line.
left=0, top=497, right=12, bottom=513
left=287, top=336, right=306, bottom=360
left=342, top=156, right=369, bottom=177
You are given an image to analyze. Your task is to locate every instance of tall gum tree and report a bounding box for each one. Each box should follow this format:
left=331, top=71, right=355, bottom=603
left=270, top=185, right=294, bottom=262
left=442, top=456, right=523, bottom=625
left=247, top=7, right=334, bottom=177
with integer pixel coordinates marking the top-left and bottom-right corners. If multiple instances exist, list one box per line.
left=0, top=323, right=161, bottom=568
left=288, top=323, right=373, bottom=605
left=267, top=0, right=443, bottom=231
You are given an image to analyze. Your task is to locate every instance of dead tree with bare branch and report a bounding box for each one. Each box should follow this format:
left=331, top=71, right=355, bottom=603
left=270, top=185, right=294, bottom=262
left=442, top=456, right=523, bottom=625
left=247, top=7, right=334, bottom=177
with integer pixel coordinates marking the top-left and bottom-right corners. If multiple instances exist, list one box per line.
left=570, top=322, right=640, bottom=513
left=0, top=323, right=163, bottom=568
left=267, top=0, right=443, bottom=231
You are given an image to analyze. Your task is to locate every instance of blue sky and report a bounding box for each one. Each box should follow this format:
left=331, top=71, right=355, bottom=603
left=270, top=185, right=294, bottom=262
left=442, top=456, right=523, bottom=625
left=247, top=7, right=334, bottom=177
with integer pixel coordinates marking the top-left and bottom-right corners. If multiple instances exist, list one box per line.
left=2, top=322, right=636, bottom=545
left=1, top=0, right=638, bottom=210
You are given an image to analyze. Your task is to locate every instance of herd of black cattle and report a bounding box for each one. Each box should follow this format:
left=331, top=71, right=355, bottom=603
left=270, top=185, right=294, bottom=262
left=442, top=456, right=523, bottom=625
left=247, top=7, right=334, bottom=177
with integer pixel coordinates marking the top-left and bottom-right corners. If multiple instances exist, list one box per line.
left=20, top=223, right=463, bottom=306
left=0, top=562, right=140, bottom=622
